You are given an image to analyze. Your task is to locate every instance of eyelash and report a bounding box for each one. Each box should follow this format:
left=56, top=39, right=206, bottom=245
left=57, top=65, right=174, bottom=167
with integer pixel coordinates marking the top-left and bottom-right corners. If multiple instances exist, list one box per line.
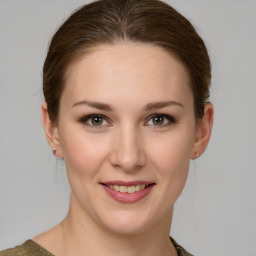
left=80, top=114, right=110, bottom=129
left=79, top=113, right=177, bottom=129
left=146, top=113, right=177, bottom=127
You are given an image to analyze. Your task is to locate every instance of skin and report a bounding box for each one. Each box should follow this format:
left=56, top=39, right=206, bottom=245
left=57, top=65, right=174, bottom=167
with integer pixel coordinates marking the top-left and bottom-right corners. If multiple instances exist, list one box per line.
left=38, top=43, right=213, bottom=256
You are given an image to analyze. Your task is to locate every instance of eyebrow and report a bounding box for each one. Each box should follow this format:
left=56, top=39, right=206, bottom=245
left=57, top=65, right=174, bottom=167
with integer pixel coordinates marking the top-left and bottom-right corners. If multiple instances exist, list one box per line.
left=71, top=100, right=183, bottom=111
left=144, top=101, right=184, bottom=111
left=71, top=100, right=113, bottom=111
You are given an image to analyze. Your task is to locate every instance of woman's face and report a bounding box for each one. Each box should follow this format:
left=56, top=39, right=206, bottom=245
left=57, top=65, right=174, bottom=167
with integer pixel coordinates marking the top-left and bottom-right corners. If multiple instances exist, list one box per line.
left=56, top=43, right=197, bottom=234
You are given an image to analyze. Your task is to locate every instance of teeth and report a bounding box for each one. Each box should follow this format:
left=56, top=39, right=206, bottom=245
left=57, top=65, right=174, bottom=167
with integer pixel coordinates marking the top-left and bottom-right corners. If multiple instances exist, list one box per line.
left=140, top=184, right=145, bottom=189
left=120, top=186, right=128, bottom=193
left=107, top=184, right=149, bottom=193
left=135, top=185, right=141, bottom=192
left=114, top=185, right=120, bottom=191
left=128, top=186, right=136, bottom=193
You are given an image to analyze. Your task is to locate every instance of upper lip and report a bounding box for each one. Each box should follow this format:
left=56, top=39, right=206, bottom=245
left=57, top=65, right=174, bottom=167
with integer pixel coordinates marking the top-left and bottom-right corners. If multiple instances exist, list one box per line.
left=101, top=180, right=155, bottom=186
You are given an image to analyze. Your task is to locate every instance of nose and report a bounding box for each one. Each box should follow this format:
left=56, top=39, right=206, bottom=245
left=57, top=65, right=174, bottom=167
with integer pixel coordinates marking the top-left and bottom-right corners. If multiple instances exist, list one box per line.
left=109, top=125, right=146, bottom=172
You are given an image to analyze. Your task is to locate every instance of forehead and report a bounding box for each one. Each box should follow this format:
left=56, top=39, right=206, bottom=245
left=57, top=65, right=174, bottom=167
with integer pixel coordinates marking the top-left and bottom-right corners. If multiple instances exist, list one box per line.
left=62, top=43, right=192, bottom=108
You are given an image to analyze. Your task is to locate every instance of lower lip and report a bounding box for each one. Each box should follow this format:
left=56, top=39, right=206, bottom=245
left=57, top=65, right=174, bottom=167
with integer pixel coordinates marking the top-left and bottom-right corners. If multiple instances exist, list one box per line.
left=102, top=185, right=154, bottom=203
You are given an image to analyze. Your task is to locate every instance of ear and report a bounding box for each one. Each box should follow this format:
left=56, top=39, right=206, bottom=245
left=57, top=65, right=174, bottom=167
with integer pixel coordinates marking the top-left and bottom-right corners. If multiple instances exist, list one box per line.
left=191, top=102, right=214, bottom=159
left=41, top=102, right=63, bottom=158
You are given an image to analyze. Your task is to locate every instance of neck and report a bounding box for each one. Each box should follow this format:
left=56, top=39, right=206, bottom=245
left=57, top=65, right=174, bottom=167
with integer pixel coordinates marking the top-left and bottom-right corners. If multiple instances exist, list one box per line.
left=60, top=196, right=177, bottom=256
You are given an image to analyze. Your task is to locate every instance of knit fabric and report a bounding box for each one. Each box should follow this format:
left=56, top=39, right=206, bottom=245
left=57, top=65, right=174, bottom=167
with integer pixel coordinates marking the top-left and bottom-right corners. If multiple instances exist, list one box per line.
left=0, top=237, right=193, bottom=256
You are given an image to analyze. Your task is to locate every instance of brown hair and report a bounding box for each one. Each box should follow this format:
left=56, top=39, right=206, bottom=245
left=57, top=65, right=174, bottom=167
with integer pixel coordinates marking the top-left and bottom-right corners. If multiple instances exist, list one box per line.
left=43, top=0, right=211, bottom=123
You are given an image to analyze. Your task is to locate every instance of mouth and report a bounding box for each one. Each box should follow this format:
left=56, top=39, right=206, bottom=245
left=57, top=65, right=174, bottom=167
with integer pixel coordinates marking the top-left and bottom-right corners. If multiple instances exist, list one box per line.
left=102, top=183, right=154, bottom=193
left=100, top=181, right=155, bottom=203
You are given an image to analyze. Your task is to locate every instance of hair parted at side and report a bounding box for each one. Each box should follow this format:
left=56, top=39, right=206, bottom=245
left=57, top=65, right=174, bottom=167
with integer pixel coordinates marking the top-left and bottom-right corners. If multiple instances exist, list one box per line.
left=43, top=0, right=211, bottom=123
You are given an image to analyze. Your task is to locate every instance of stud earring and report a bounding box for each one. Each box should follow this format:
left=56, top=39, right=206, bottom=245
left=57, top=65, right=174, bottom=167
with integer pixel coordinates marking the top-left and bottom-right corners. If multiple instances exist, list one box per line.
left=53, top=149, right=57, bottom=156
left=196, top=153, right=199, bottom=158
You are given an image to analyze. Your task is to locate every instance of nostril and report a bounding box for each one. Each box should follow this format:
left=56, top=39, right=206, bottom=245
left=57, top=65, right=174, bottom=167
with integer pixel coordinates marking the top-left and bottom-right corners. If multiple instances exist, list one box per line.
left=109, top=139, right=146, bottom=171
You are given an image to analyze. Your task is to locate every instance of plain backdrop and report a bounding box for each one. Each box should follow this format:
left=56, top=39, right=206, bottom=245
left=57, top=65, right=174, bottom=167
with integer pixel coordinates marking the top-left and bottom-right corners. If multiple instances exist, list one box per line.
left=0, top=1, right=256, bottom=255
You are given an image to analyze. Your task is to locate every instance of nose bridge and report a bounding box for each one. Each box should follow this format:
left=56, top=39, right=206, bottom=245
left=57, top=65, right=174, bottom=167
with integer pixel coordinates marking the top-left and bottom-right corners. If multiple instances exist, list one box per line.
left=110, top=122, right=146, bottom=171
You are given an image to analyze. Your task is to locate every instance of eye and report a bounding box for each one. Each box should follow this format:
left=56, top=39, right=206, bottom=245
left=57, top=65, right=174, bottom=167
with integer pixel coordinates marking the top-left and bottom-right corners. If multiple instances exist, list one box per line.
left=80, top=114, right=110, bottom=128
left=146, top=114, right=176, bottom=127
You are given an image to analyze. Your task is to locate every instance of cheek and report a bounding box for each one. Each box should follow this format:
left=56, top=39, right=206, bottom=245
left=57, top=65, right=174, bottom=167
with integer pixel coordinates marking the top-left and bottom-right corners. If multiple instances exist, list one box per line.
left=147, top=126, right=195, bottom=193
left=59, top=126, right=109, bottom=180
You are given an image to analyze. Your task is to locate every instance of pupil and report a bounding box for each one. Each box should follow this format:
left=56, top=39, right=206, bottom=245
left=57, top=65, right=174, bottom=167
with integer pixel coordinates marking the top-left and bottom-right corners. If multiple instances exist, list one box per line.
left=92, top=117, right=103, bottom=125
left=153, top=116, right=164, bottom=125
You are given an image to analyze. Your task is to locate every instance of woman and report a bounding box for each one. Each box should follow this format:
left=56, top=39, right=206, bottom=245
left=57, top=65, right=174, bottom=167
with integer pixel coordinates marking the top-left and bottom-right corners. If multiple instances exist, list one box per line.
left=0, top=0, right=213, bottom=255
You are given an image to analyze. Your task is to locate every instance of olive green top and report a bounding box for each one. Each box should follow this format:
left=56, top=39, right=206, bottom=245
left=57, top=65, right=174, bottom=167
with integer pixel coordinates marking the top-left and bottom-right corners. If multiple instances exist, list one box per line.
left=0, top=237, right=193, bottom=256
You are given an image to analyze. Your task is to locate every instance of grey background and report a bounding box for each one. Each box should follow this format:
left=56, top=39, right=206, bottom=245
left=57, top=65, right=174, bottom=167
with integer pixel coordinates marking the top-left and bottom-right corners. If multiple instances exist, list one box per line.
left=0, top=1, right=256, bottom=255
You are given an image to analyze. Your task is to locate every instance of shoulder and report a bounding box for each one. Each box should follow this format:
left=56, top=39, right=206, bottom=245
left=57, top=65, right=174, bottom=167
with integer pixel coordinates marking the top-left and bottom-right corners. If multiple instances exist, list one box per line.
left=170, top=237, right=194, bottom=256
left=0, top=240, right=54, bottom=256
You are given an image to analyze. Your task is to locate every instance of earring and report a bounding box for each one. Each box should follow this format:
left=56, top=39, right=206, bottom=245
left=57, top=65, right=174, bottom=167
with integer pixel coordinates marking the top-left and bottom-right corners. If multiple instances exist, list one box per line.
left=196, top=153, right=199, bottom=158
left=53, top=149, right=57, bottom=156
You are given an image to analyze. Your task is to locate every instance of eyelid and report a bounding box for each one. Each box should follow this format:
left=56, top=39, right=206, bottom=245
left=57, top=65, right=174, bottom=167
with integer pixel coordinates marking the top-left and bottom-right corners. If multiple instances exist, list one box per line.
left=145, top=113, right=177, bottom=126
left=80, top=114, right=111, bottom=128
left=79, top=113, right=177, bottom=128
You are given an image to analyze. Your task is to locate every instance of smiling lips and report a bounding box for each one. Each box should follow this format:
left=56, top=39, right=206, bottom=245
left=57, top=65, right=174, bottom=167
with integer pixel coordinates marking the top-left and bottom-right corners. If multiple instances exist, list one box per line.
left=101, top=181, right=155, bottom=203
left=107, top=184, right=148, bottom=193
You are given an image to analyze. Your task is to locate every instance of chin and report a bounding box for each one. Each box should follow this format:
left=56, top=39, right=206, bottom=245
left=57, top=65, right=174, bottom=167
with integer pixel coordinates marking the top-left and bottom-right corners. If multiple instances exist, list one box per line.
left=97, top=209, right=157, bottom=236
left=105, top=222, right=150, bottom=236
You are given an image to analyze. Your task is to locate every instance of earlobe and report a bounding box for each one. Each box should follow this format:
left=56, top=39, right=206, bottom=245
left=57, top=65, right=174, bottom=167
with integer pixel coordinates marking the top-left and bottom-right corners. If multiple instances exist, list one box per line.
left=191, top=103, right=214, bottom=159
left=41, top=102, right=63, bottom=158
